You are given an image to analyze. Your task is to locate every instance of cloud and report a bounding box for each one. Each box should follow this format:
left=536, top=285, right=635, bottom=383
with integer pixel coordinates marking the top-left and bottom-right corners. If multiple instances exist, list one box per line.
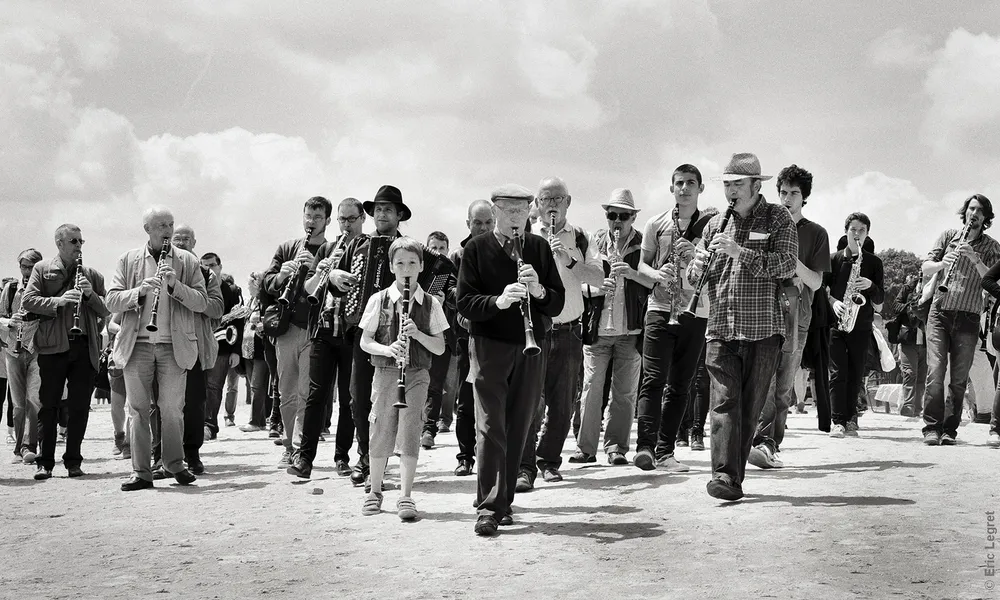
left=869, top=27, right=933, bottom=68
left=922, top=29, right=1000, bottom=158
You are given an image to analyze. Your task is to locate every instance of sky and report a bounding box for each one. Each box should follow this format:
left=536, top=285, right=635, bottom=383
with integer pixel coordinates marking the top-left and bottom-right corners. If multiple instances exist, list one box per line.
left=2, top=1, right=999, bottom=286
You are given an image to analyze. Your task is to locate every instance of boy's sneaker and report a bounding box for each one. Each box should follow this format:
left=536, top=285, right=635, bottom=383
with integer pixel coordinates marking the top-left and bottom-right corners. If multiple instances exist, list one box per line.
left=655, top=454, right=690, bottom=473
left=922, top=431, right=940, bottom=446
left=277, top=449, right=293, bottom=467
left=940, top=432, right=956, bottom=446
left=987, top=431, right=1000, bottom=448
left=362, top=492, right=383, bottom=516
left=748, top=444, right=783, bottom=469
left=830, top=424, right=846, bottom=438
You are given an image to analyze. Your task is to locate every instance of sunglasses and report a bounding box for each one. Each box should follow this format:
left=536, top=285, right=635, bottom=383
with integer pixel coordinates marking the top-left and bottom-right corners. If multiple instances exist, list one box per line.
left=66, top=238, right=85, bottom=246
left=605, top=212, right=632, bottom=222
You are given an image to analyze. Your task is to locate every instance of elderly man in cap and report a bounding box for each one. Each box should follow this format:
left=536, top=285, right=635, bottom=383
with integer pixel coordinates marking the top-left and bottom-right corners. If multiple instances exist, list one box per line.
left=516, top=177, right=604, bottom=492
left=458, top=184, right=564, bottom=536
left=686, top=153, right=798, bottom=501
left=571, top=189, right=653, bottom=465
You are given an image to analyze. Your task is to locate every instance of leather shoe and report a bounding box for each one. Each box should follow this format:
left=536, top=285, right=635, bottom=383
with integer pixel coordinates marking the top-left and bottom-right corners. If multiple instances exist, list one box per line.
left=474, top=515, right=498, bottom=536
left=187, top=458, right=205, bottom=475
left=67, top=466, right=85, bottom=478
left=33, top=466, right=52, bottom=480
left=608, top=452, right=628, bottom=465
left=514, top=470, right=533, bottom=493
left=454, top=459, right=474, bottom=476
left=541, top=467, right=562, bottom=483
left=172, top=468, right=197, bottom=485
left=287, top=457, right=312, bottom=479
left=121, top=475, right=154, bottom=491
left=498, top=513, right=514, bottom=526
left=152, top=466, right=169, bottom=480
left=350, top=463, right=369, bottom=486
left=568, top=451, right=596, bottom=464
left=706, top=477, right=744, bottom=501
left=334, top=459, right=352, bottom=476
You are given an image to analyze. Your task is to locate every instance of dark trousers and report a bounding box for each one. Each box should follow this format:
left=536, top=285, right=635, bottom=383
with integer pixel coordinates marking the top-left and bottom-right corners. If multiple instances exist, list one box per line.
left=520, top=323, right=582, bottom=475
left=922, top=308, right=979, bottom=437
left=244, top=358, right=269, bottom=427
left=152, top=361, right=205, bottom=465
left=472, top=335, right=547, bottom=520
left=299, top=336, right=354, bottom=464
left=204, top=354, right=230, bottom=435
left=681, top=345, right=710, bottom=438
left=706, top=335, right=783, bottom=486
left=422, top=350, right=453, bottom=436
left=2, top=379, right=10, bottom=427
left=829, top=328, right=871, bottom=426
left=264, top=337, right=280, bottom=428
left=349, top=327, right=374, bottom=464
left=636, top=311, right=707, bottom=458
left=36, top=338, right=94, bottom=470
left=455, top=338, right=476, bottom=463
left=898, top=343, right=927, bottom=417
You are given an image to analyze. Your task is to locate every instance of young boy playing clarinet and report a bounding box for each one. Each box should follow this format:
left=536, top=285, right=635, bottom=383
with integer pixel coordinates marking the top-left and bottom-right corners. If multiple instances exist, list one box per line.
left=359, top=237, right=448, bottom=520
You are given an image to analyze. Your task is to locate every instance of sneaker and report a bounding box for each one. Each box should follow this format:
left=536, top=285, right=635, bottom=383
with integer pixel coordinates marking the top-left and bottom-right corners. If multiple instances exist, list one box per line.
left=239, top=423, right=263, bottom=433
left=362, top=492, right=384, bottom=516
left=397, top=496, right=418, bottom=521
left=845, top=421, right=860, bottom=438
left=690, top=434, right=705, bottom=451
left=121, top=444, right=131, bottom=460
left=204, top=426, right=212, bottom=442
left=278, top=449, right=293, bottom=467
left=420, top=432, right=434, bottom=450
left=454, top=459, right=474, bottom=476
left=268, top=427, right=280, bottom=439
left=940, top=432, right=956, bottom=446
left=988, top=431, right=1000, bottom=448
left=112, top=444, right=123, bottom=457
left=224, top=416, right=235, bottom=427
left=922, top=431, right=940, bottom=446
left=438, top=421, right=451, bottom=433
left=58, top=426, right=67, bottom=442
left=541, top=467, right=562, bottom=482
left=748, top=444, right=783, bottom=469
left=33, top=466, right=52, bottom=480
left=655, top=454, right=690, bottom=473
left=706, top=477, right=744, bottom=501
left=633, top=448, right=656, bottom=471
left=514, top=470, right=534, bottom=492
left=830, top=424, right=846, bottom=438
left=676, top=439, right=689, bottom=448
left=5, top=429, right=13, bottom=445
left=568, top=451, right=596, bottom=464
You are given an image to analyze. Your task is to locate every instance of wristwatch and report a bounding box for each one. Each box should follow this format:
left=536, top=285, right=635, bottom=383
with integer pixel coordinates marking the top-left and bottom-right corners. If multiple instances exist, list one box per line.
left=567, top=258, right=578, bottom=270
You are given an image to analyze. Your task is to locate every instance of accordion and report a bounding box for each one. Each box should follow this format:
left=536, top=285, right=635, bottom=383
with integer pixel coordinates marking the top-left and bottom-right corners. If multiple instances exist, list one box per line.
left=419, top=250, right=457, bottom=298
left=343, top=235, right=394, bottom=326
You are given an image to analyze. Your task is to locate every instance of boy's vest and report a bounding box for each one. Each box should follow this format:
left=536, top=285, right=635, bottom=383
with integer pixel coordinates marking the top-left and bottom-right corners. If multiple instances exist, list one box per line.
left=370, top=289, right=434, bottom=371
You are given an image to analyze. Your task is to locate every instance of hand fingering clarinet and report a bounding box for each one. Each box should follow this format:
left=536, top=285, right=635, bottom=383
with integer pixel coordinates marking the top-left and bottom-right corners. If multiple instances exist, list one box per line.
left=146, top=239, right=171, bottom=332
left=683, top=199, right=737, bottom=317
left=511, top=226, right=541, bottom=357
left=69, top=255, right=84, bottom=338
left=604, top=228, right=621, bottom=330
left=393, top=276, right=411, bottom=409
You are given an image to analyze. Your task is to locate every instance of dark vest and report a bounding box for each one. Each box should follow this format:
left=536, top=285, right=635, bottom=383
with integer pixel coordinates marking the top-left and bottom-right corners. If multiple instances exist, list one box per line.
left=596, top=229, right=648, bottom=332
left=369, top=290, right=434, bottom=371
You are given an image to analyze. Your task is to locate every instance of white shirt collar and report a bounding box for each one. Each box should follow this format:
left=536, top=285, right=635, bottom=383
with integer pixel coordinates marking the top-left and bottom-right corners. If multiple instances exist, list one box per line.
left=387, top=281, right=425, bottom=305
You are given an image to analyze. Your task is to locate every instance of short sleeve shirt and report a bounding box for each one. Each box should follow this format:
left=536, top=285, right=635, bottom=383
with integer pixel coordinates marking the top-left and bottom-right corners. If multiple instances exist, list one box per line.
left=359, top=284, right=449, bottom=337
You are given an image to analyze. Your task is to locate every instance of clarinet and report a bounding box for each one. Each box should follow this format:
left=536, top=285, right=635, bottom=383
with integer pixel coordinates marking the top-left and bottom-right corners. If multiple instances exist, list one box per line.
left=683, top=199, right=737, bottom=317
left=13, top=313, right=24, bottom=355
left=604, top=228, right=621, bottom=331
left=146, top=239, right=171, bottom=332
left=511, top=227, right=542, bottom=356
left=279, top=227, right=314, bottom=307
left=69, top=255, right=84, bottom=338
left=392, top=276, right=411, bottom=409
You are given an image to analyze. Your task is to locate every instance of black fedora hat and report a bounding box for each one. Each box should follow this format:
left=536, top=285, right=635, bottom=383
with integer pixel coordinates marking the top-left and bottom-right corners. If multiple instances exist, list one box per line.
left=363, top=185, right=411, bottom=222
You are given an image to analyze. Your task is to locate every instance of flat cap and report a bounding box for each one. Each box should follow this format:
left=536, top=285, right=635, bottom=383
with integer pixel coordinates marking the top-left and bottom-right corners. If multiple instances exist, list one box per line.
left=490, top=184, right=534, bottom=203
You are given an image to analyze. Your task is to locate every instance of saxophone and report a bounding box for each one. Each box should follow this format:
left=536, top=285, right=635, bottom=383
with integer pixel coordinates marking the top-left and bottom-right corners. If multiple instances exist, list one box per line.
left=836, top=237, right=867, bottom=333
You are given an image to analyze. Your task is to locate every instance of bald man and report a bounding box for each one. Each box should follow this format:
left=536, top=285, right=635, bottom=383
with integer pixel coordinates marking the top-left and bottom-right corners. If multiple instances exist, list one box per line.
left=22, top=225, right=109, bottom=480
left=107, top=207, right=209, bottom=491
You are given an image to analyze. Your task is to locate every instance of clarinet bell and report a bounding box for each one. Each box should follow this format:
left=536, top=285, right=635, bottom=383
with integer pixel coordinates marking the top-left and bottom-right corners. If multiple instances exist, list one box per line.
left=393, top=385, right=408, bottom=409
left=523, top=330, right=541, bottom=356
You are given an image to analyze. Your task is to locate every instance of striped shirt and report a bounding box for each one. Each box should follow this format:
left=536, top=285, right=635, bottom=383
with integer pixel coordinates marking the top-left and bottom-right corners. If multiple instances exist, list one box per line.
left=928, top=228, right=1000, bottom=314
left=692, top=197, right=798, bottom=342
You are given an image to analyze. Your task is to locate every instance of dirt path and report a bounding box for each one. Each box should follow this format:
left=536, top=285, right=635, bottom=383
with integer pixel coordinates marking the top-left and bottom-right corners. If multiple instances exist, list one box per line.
left=1, top=398, right=997, bottom=600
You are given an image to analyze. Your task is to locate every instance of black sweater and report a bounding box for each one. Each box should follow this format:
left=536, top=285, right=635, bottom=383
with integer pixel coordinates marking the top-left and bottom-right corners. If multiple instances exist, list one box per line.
left=824, top=248, right=884, bottom=331
left=457, top=232, right=565, bottom=344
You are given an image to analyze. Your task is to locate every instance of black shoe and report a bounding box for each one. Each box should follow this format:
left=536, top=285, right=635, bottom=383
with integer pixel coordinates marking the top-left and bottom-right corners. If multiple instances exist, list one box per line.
left=187, top=459, right=205, bottom=475
left=152, top=466, right=169, bottom=480
left=287, top=457, right=312, bottom=479
left=67, top=466, right=85, bottom=478
left=498, top=513, right=514, bottom=526
left=475, top=515, right=498, bottom=536
left=33, top=466, right=52, bottom=480
left=268, top=428, right=280, bottom=438
left=121, top=475, right=154, bottom=491
left=334, top=459, right=352, bottom=476
left=940, top=432, right=957, bottom=445
left=633, top=449, right=655, bottom=471
left=172, top=469, right=197, bottom=485
left=706, top=477, right=744, bottom=501
left=690, top=434, right=705, bottom=451
left=350, top=464, right=369, bottom=486
left=273, top=437, right=284, bottom=446
left=454, top=459, right=474, bottom=476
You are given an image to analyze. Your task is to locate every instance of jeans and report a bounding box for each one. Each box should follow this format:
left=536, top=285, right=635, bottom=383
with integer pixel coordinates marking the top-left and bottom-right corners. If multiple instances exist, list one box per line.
left=706, top=335, right=783, bottom=486
left=299, top=336, right=354, bottom=465
left=829, top=327, right=871, bottom=426
left=755, top=291, right=810, bottom=451
left=244, top=358, right=269, bottom=427
left=124, top=343, right=187, bottom=481
left=224, top=364, right=239, bottom=419
left=275, top=324, right=312, bottom=450
left=898, top=343, right=927, bottom=416
left=922, top=308, right=979, bottom=437
left=422, top=351, right=453, bottom=436
left=576, top=334, right=641, bottom=456
left=636, top=311, right=707, bottom=459
left=36, top=338, right=95, bottom=471
left=5, top=351, right=40, bottom=456
left=455, top=338, right=476, bottom=464
left=521, top=323, right=582, bottom=475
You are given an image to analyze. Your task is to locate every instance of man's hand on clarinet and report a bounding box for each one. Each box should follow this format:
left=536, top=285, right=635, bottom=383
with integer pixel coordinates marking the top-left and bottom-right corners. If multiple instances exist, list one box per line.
left=328, top=269, right=357, bottom=292
left=708, top=232, right=740, bottom=259
left=497, top=283, right=527, bottom=310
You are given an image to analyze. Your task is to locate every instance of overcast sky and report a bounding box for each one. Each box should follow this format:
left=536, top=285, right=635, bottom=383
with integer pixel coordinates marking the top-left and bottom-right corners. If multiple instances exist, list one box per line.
left=2, top=1, right=999, bottom=285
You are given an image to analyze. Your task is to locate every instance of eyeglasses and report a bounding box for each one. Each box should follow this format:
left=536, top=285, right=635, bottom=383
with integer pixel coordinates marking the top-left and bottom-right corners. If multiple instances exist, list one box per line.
left=605, top=212, right=632, bottom=221
left=537, top=195, right=568, bottom=207
left=338, top=215, right=362, bottom=224
left=66, top=238, right=85, bottom=246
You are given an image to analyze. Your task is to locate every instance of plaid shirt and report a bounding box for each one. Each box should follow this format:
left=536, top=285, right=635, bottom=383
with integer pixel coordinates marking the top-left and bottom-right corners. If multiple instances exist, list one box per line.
left=691, top=196, right=798, bottom=342
left=927, top=228, right=1000, bottom=315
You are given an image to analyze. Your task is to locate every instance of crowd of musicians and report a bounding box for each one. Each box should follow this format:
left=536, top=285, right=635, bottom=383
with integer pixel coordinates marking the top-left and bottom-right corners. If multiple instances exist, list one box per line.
left=2, top=152, right=999, bottom=536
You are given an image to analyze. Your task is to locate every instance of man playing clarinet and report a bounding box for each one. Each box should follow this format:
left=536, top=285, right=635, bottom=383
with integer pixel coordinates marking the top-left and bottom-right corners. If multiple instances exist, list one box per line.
left=458, top=184, right=564, bottom=536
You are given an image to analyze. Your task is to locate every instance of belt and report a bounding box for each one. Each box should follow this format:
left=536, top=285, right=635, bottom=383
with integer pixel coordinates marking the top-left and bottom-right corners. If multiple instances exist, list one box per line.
left=551, top=319, right=580, bottom=331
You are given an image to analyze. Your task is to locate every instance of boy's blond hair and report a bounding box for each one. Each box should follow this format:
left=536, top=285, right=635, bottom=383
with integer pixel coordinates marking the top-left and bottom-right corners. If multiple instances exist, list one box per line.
left=388, top=236, right=425, bottom=263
